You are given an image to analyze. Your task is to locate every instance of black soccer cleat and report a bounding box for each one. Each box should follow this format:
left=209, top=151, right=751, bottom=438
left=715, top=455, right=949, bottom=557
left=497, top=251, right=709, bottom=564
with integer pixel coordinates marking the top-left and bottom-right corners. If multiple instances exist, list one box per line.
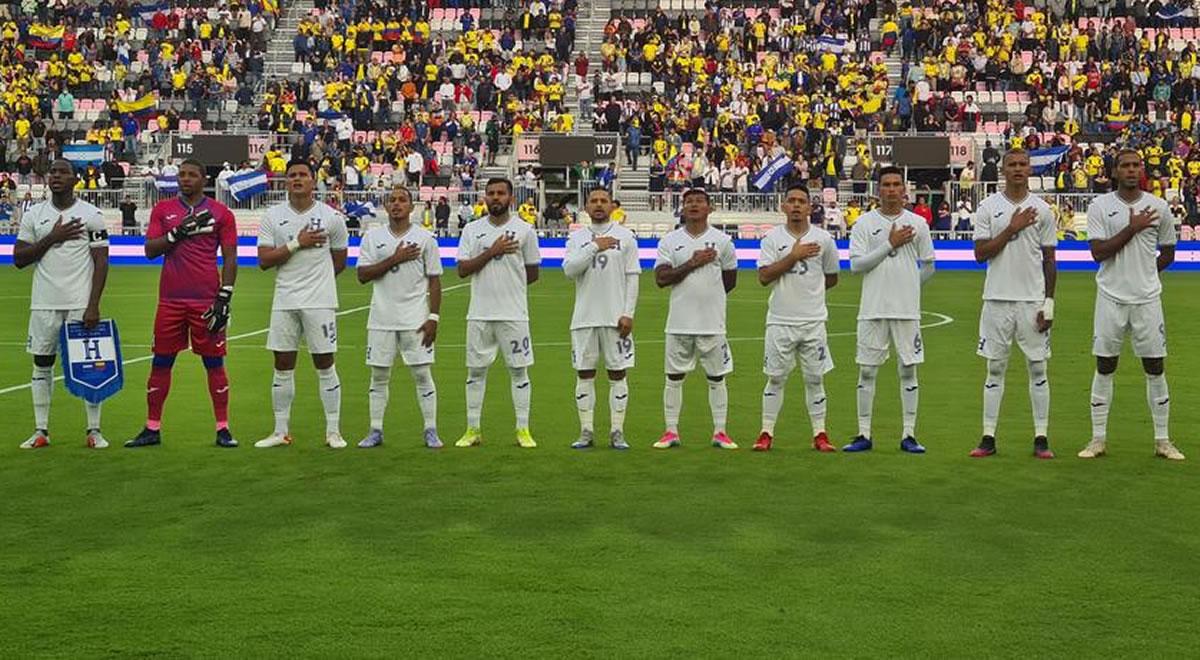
left=970, top=435, right=997, bottom=457
left=124, top=428, right=162, bottom=448
left=215, top=428, right=239, bottom=448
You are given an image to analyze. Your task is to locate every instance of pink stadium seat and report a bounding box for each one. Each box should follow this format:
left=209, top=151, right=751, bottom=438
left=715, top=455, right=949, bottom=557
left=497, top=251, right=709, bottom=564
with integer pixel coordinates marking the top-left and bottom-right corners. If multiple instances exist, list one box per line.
left=78, top=99, right=94, bottom=111
left=822, top=188, right=837, bottom=203
left=1184, top=28, right=1196, bottom=40
left=431, top=8, right=443, bottom=20
left=383, top=51, right=395, bottom=63
left=738, top=224, right=758, bottom=239
left=94, top=99, right=107, bottom=112
left=370, top=51, right=382, bottom=63
left=418, top=186, right=434, bottom=201
left=1181, top=225, right=1194, bottom=241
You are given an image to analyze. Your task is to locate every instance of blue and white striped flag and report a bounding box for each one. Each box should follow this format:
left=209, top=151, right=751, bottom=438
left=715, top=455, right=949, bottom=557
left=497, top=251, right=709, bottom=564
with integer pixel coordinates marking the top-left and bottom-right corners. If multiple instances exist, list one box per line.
left=155, top=175, right=178, bottom=194
left=1029, top=146, right=1069, bottom=175
left=344, top=200, right=377, bottom=219
left=752, top=155, right=795, bottom=192
left=63, top=143, right=105, bottom=166
left=228, top=170, right=269, bottom=202
left=135, top=2, right=167, bottom=22
left=815, top=36, right=848, bottom=53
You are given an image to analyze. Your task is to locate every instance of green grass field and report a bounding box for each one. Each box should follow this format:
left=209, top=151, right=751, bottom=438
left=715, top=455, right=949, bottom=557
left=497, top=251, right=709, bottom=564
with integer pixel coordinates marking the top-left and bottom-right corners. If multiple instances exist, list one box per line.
left=1, top=265, right=1198, bottom=656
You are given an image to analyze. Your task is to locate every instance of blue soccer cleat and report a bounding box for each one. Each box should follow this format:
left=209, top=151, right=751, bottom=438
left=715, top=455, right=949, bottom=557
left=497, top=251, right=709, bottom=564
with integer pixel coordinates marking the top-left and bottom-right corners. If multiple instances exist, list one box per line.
left=358, top=429, right=383, bottom=448
left=900, top=436, right=926, bottom=454
left=423, top=428, right=443, bottom=449
left=215, top=428, right=238, bottom=448
left=842, top=435, right=873, bottom=452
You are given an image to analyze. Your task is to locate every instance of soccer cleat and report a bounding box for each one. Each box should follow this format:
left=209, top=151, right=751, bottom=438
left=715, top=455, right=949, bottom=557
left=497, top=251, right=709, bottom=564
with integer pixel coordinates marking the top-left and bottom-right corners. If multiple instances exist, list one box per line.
left=85, top=429, right=109, bottom=449
left=571, top=429, right=594, bottom=449
left=325, top=432, right=347, bottom=449
left=20, top=430, right=50, bottom=449
left=124, top=428, right=161, bottom=448
left=455, top=427, right=482, bottom=447
left=254, top=433, right=293, bottom=448
left=215, top=428, right=239, bottom=448
left=1033, top=436, right=1055, bottom=459
left=609, top=430, right=629, bottom=450
left=970, top=435, right=997, bottom=458
left=752, top=431, right=773, bottom=452
left=900, top=436, right=926, bottom=454
left=1155, top=440, right=1186, bottom=461
left=812, top=432, right=837, bottom=453
left=712, top=431, right=738, bottom=450
left=516, top=427, right=537, bottom=448
left=358, top=429, right=384, bottom=448
left=423, top=428, right=443, bottom=449
left=653, top=430, right=681, bottom=449
left=1077, top=440, right=1107, bottom=459
left=842, top=435, right=873, bottom=452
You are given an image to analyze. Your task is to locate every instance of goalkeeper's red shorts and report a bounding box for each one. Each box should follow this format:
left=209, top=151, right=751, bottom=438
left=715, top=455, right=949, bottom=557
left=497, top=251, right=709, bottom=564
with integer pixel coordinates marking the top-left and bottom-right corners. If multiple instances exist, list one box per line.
left=152, top=299, right=227, bottom=357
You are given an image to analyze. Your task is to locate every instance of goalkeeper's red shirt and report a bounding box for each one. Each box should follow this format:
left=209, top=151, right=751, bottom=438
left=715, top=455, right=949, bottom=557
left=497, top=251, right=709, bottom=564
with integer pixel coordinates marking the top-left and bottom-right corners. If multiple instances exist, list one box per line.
left=147, top=196, right=238, bottom=301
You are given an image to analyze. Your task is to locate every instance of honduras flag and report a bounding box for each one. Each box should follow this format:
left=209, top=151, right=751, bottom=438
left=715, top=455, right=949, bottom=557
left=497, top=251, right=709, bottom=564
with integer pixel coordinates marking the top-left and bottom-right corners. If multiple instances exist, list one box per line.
left=815, top=36, right=848, bottom=54
left=1029, top=146, right=1069, bottom=175
left=752, top=155, right=795, bottom=192
left=228, top=170, right=269, bottom=202
left=63, top=143, right=105, bottom=166
left=344, top=200, right=377, bottom=219
left=1155, top=5, right=1193, bottom=21
left=155, top=175, right=179, bottom=195
left=136, top=2, right=167, bottom=22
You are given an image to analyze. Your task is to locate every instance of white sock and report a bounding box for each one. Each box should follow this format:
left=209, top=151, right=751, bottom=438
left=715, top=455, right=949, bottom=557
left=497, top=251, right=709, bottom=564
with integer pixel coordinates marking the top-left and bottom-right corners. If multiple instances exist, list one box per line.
left=368, top=366, right=391, bottom=430
left=982, top=358, right=1007, bottom=437
left=1090, top=371, right=1113, bottom=441
left=1146, top=373, right=1170, bottom=440
left=803, top=372, right=827, bottom=436
left=760, top=374, right=787, bottom=434
left=31, top=365, right=52, bottom=431
left=609, top=377, right=629, bottom=432
left=707, top=378, right=728, bottom=434
left=465, top=367, right=488, bottom=429
left=272, top=368, right=296, bottom=435
left=316, top=367, right=341, bottom=434
left=663, top=377, right=683, bottom=433
left=575, top=376, right=595, bottom=432
left=411, top=364, right=437, bottom=431
left=856, top=365, right=877, bottom=438
left=899, top=363, right=919, bottom=438
left=1028, top=360, right=1049, bottom=437
left=509, top=366, right=531, bottom=429
left=85, top=401, right=101, bottom=430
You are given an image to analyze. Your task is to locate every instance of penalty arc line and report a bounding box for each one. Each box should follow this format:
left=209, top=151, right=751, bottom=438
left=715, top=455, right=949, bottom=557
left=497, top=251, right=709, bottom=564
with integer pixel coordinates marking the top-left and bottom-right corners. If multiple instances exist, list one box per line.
left=0, top=282, right=472, bottom=396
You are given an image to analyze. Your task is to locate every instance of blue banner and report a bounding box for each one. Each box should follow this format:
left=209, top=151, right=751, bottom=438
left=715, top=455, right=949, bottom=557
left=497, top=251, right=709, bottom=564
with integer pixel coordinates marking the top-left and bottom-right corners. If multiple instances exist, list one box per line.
left=58, top=320, right=125, bottom=404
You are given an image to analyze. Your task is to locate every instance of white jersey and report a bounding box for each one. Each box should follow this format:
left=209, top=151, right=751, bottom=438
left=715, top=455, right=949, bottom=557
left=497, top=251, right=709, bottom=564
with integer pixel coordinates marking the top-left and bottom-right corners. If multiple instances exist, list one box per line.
left=973, top=192, right=1057, bottom=302
left=564, top=222, right=640, bottom=329
left=757, top=224, right=839, bottom=325
left=457, top=216, right=541, bottom=321
left=850, top=209, right=934, bottom=320
left=655, top=225, right=737, bottom=335
left=358, top=224, right=443, bottom=331
left=1087, top=191, right=1176, bottom=304
left=258, top=201, right=349, bottom=310
left=17, top=199, right=108, bottom=311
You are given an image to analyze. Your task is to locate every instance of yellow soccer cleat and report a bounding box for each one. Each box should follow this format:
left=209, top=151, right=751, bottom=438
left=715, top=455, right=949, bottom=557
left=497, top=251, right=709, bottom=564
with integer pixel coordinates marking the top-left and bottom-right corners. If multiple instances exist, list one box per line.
left=455, top=427, right=482, bottom=448
left=516, top=427, right=537, bottom=448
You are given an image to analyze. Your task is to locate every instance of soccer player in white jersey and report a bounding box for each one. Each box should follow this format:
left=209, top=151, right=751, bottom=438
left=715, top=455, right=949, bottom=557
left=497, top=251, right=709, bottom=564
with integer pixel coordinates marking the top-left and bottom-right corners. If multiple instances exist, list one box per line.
left=1079, top=149, right=1183, bottom=460
left=13, top=159, right=109, bottom=449
left=356, top=186, right=443, bottom=449
left=753, top=184, right=840, bottom=452
left=970, top=149, right=1058, bottom=459
left=454, top=177, right=542, bottom=448
left=846, top=166, right=935, bottom=454
left=253, top=160, right=350, bottom=449
left=562, top=188, right=640, bottom=450
left=653, top=188, right=739, bottom=449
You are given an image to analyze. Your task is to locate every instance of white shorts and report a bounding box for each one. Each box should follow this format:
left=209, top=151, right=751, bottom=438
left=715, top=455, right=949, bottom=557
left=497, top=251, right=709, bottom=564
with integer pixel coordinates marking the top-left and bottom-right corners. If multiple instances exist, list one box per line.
left=366, top=329, right=435, bottom=367
left=266, top=309, right=338, bottom=354
left=26, top=309, right=82, bottom=355
left=763, top=322, right=834, bottom=377
left=466, top=320, right=534, bottom=369
left=571, top=327, right=635, bottom=371
left=1092, top=295, right=1167, bottom=359
left=977, top=300, right=1051, bottom=362
left=665, top=333, right=733, bottom=377
left=856, top=319, right=925, bottom=366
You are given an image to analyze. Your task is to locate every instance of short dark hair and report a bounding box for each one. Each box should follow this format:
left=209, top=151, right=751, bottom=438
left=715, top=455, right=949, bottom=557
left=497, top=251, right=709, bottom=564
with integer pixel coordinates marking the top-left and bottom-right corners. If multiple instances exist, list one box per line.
left=285, top=159, right=315, bottom=176
left=784, top=183, right=810, bottom=199
left=587, top=187, right=613, bottom=200
left=485, top=177, right=513, bottom=194
left=877, top=165, right=904, bottom=183
left=388, top=185, right=412, bottom=202
left=1114, top=148, right=1142, bottom=165
left=1002, top=148, right=1030, bottom=165
left=49, top=158, right=77, bottom=174
left=681, top=188, right=710, bottom=203
left=179, top=158, right=206, bottom=175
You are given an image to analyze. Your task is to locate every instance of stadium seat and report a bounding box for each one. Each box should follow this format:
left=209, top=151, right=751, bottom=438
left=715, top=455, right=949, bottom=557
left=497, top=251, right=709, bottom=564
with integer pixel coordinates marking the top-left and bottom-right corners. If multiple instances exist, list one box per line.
left=1180, top=225, right=1193, bottom=241
left=737, top=224, right=757, bottom=239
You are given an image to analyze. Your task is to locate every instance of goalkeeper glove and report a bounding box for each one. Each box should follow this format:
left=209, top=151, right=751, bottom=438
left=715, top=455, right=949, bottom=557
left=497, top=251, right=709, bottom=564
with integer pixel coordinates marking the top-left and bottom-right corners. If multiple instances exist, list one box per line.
left=167, top=210, right=215, bottom=243
left=203, top=285, right=233, bottom=334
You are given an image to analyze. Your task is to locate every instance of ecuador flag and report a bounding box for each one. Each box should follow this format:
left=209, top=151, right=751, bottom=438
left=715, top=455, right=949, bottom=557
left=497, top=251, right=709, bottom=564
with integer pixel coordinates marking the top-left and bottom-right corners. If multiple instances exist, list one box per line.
left=27, top=24, right=65, bottom=49
left=115, top=93, right=159, bottom=119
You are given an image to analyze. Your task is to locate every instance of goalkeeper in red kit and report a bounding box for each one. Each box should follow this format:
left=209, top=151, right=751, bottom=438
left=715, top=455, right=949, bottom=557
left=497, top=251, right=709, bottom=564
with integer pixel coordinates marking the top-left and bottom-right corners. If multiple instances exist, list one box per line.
left=126, top=159, right=241, bottom=448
